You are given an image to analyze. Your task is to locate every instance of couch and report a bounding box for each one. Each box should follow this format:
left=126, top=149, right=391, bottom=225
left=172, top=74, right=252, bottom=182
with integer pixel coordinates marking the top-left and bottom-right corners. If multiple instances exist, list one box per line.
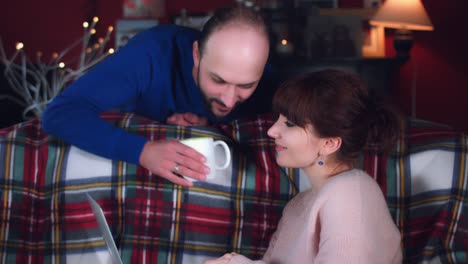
left=0, top=112, right=467, bottom=263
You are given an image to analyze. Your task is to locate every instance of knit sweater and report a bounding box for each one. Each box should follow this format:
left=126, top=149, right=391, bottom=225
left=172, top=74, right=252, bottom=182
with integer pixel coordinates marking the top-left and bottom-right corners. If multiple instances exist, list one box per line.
left=230, top=169, right=402, bottom=264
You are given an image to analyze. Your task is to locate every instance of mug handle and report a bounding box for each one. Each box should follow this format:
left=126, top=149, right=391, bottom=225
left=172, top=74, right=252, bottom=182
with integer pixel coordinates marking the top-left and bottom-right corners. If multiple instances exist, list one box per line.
left=213, top=140, right=231, bottom=170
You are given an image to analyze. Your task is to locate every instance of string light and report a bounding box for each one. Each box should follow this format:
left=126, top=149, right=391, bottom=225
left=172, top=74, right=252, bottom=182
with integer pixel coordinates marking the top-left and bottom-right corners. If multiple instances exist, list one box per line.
left=0, top=17, right=115, bottom=119
left=16, top=42, right=24, bottom=50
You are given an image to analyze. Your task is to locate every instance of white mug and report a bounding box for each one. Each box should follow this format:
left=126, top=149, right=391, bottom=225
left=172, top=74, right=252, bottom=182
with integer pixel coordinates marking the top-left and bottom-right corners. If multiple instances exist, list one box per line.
left=180, top=137, right=231, bottom=181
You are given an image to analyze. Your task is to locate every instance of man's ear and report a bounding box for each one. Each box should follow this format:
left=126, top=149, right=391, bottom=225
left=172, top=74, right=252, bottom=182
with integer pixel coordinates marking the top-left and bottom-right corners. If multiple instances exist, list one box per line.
left=320, top=137, right=342, bottom=156
left=192, top=41, right=200, bottom=67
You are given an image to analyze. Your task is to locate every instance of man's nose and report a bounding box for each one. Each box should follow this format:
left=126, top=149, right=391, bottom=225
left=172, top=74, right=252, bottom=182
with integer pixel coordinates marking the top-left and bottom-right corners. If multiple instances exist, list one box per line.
left=221, top=86, right=237, bottom=108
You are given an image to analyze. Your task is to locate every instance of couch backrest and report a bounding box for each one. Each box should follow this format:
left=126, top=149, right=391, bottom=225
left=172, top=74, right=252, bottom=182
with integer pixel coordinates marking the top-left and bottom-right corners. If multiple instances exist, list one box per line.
left=0, top=113, right=466, bottom=263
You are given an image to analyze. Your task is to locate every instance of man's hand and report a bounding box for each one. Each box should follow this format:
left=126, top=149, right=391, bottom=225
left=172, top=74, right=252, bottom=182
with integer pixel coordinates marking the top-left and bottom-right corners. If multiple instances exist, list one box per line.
left=166, top=112, right=209, bottom=126
left=139, top=140, right=210, bottom=186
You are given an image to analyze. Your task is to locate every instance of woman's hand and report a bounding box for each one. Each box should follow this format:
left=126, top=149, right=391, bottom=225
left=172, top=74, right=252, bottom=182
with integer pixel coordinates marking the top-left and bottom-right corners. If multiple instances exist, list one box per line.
left=203, top=253, right=237, bottom=264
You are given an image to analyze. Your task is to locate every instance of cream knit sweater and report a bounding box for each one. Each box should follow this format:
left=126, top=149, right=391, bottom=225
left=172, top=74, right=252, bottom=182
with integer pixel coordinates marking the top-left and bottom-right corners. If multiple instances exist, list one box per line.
left=230, top=169, right=402, bottom=264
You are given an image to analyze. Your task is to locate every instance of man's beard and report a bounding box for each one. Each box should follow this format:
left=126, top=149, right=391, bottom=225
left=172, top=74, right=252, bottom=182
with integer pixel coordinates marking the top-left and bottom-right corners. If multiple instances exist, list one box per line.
left=203, top=96, right=242, bottom=119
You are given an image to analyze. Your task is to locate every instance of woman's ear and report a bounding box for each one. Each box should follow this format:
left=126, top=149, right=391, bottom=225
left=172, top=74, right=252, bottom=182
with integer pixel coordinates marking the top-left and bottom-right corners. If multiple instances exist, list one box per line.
left=192, top=41, right=200, bottom=67
left=320, top=137, right=342, bottom=156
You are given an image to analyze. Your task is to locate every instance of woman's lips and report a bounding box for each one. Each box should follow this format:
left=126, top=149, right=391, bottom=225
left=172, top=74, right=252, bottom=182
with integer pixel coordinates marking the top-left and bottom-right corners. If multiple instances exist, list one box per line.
left=275, top=145, right=286, bottom=152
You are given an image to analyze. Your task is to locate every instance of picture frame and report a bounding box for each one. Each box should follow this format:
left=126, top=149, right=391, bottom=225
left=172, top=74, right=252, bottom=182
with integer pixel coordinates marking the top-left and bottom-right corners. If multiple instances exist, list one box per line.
left=297, top=0, right=339, bottom=8
left=302, top=15, right=363, bottom=58
left=363, top=0, right=382, bottom=8
left=172, top=12, right=212, bottom=31
left=362, top=24, right=385, bottom=57
left=318, top=8, right=385, bottom=58
left=115, top=19, right=159, bottom=50
left=123, top=0, right=165, bottom=18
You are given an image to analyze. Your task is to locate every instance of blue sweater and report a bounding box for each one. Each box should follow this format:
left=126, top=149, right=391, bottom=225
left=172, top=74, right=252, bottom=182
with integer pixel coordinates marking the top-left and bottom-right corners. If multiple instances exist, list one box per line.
left=42, top=25, right=275, bottom=164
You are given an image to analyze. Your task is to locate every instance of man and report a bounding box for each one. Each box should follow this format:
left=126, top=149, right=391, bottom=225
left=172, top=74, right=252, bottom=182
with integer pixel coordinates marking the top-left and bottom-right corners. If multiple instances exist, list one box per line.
left=42, top=6, right=273, bottom=186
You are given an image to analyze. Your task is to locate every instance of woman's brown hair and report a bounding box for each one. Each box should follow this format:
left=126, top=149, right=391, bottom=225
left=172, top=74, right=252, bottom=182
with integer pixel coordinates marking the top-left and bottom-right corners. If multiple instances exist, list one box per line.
left=273, top=69, right=401, bottom=163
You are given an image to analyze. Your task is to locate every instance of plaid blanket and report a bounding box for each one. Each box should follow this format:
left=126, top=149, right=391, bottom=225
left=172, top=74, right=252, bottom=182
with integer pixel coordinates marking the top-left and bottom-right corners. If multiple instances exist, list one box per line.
left=0, top=113, right=467, bottom=263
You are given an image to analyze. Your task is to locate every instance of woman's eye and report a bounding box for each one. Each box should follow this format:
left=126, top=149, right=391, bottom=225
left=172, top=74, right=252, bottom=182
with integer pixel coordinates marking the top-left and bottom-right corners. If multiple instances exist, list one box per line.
left=284, top=120, right=296, bottom=127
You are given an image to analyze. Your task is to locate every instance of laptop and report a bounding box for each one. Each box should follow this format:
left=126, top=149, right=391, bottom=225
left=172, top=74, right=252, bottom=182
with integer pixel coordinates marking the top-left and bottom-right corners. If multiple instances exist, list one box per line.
left=86, top=193, right=124, bottom=264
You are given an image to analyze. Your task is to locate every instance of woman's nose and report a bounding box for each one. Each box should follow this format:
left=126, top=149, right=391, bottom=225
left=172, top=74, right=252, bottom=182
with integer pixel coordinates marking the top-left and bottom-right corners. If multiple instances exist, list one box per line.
left=267, top=123, right=279, bottom=138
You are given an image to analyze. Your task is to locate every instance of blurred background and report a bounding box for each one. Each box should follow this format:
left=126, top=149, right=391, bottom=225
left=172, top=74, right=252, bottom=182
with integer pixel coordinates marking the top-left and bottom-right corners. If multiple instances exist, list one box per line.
left=1, top=0, right=467, bottom=134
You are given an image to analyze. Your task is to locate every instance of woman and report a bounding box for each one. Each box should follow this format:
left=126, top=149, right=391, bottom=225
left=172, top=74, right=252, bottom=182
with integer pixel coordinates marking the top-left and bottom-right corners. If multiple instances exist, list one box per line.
left=205, top=69, right=402, bottom=263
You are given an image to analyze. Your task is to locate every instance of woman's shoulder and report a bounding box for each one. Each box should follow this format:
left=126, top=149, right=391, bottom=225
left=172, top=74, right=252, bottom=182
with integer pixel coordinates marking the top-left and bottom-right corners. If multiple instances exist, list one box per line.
left=325, top=169, right=376, bottom=187
left=319, top=169, right=382, bottom=202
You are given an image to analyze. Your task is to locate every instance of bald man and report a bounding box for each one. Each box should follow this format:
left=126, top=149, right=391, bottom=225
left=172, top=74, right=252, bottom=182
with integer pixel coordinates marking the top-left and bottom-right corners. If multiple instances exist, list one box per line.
left=42, top=6, right=275, bottom=186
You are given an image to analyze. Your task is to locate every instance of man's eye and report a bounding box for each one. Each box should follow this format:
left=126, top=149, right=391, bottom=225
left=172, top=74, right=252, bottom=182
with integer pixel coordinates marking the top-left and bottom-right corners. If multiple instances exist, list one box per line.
left=213, top=79, right=225, bottom=84
left=238, top=84, right=254, bottom=89
left=284, top=121, right=296, bottom=127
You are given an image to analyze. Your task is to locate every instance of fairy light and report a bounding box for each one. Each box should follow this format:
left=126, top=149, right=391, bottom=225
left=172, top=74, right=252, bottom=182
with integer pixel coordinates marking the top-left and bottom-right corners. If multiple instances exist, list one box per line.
left=0, top=18, right=115, bottom=119
left=16, top=42, right=24, bottom=50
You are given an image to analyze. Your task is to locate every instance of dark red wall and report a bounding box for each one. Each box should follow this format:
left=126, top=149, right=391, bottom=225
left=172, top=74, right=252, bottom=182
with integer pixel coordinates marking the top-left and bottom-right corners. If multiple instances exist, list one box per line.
left=1, top=0, right=467, bottom=133
left=394, top=0, right=468, bottom=134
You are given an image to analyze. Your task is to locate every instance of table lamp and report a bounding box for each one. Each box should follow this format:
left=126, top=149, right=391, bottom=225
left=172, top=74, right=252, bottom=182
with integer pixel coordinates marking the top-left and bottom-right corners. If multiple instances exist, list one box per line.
left=370, top=0, right=433, bottom=60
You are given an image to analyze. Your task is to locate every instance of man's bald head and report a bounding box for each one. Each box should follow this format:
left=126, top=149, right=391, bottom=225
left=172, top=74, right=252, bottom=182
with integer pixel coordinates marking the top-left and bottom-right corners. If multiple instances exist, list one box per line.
left=197, top=6, right=270, bottom=57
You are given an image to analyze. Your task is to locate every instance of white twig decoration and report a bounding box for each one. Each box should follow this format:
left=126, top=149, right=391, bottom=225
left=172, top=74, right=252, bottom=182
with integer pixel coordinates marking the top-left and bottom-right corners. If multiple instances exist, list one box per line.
left=0, top=17, right=115, bottom=119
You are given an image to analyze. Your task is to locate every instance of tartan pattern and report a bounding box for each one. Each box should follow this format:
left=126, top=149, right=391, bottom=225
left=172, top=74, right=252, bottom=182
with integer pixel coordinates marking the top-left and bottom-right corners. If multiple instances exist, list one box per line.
left=1, top=113, right=467, bottom=263
left=0, top=113, right=297, bottom=264
left=359, top=119, right=468, bottom=264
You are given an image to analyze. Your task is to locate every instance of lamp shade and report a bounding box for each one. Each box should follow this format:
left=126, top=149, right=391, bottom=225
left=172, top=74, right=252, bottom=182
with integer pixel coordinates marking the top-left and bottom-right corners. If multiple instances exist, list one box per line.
left=370, top=0, right=434, bottom=31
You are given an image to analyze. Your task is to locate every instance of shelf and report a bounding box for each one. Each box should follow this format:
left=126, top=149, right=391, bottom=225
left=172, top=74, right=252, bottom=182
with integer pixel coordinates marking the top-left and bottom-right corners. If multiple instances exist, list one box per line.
left=271, top=56, right=398, bottom=95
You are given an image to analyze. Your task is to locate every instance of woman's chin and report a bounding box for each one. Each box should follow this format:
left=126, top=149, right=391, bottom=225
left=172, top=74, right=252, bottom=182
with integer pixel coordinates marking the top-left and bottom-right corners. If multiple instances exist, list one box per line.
left=275, top=158, right=290, bottom=168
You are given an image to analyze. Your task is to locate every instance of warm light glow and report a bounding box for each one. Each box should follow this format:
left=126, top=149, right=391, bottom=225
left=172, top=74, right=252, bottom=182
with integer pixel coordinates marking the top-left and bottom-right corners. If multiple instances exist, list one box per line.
left=0, top=18, right=116, bottom=119
left=370, top=0, right=434, bottom=31
left=281, top=39, right=288, bottom=45
left=16, top=42, right=24, bottom=50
